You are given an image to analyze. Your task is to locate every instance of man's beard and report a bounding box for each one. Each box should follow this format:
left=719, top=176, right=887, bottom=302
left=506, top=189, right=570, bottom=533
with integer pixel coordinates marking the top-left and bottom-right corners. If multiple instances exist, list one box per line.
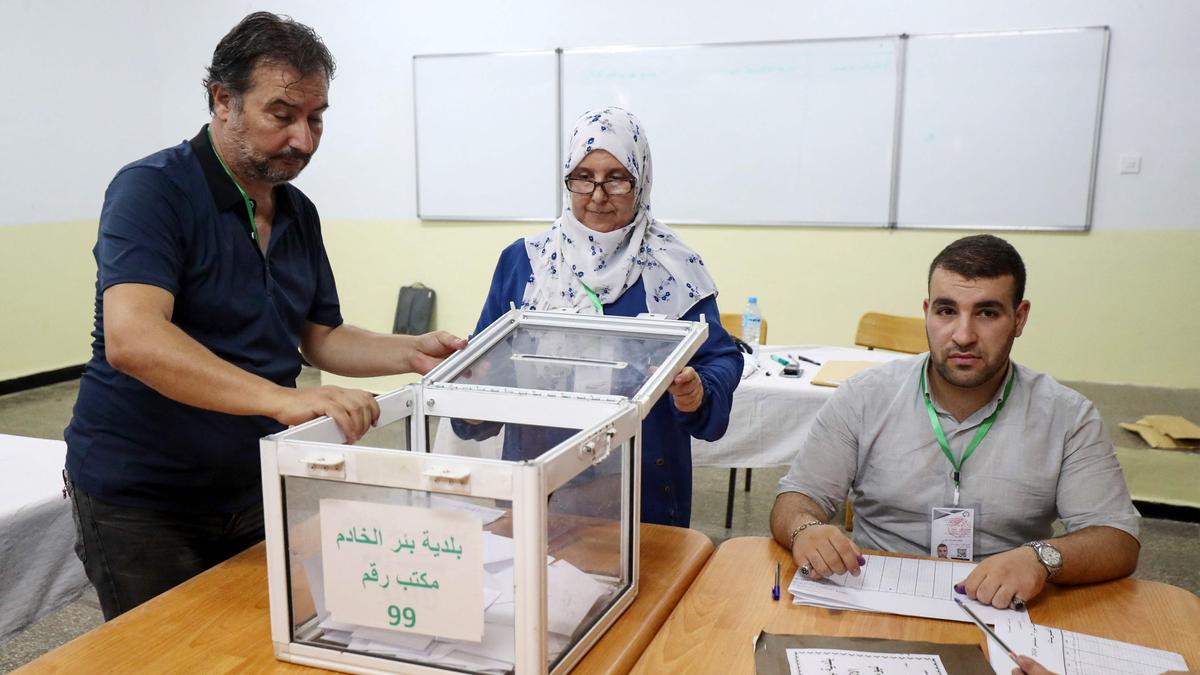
left=931, top=353, right=1005, bottom=389
left=930, top=330, right=1016, bottom=390
left=225, top=113, right=311, bottom=185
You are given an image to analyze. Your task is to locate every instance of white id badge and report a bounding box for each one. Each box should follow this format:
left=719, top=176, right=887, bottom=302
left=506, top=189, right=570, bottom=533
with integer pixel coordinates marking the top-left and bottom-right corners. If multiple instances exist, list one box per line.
left=931, top=507, right=975, bottom=561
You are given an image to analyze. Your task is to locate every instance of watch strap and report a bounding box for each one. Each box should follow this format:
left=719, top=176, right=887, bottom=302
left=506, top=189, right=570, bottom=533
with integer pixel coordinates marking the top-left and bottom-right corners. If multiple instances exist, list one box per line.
left=1024, top=540, right=1063, bottom=579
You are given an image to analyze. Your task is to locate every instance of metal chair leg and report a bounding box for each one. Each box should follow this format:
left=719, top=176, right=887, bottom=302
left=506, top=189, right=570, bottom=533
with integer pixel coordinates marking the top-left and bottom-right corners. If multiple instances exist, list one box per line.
left=744, top=468, right=752, bottom=492
left=725, top=468, right=737, bottom=529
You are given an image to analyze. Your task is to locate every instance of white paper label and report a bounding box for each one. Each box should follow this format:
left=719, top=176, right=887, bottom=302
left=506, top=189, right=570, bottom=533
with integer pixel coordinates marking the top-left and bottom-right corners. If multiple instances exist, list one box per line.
left=319, top=498, right=484, bottom=641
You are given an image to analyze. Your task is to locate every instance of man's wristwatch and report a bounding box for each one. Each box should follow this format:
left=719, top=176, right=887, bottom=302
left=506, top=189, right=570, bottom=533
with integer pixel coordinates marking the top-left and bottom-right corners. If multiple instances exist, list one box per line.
left=1024, top=540, right=1064, bottom=579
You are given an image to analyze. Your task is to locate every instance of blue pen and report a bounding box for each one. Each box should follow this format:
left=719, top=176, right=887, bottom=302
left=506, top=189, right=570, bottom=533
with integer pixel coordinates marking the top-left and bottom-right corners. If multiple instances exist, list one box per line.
left=771, top=561, right=781, bottom=600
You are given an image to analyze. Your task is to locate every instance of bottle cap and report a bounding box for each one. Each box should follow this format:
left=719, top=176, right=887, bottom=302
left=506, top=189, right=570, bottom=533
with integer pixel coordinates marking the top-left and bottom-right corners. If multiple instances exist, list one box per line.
left=748, top=296, right=758, bottom=303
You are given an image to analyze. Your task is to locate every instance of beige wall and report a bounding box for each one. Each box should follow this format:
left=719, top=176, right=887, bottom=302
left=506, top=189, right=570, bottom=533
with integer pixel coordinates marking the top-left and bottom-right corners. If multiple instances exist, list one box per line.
left=2, top=220, right=1197, bottom=389
left=0, top=221, right=97, bottom=381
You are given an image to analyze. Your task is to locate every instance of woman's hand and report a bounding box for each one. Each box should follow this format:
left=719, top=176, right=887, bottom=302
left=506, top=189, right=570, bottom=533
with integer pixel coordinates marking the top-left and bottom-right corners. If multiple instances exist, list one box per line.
left=668, top=366, right=705, bottom=413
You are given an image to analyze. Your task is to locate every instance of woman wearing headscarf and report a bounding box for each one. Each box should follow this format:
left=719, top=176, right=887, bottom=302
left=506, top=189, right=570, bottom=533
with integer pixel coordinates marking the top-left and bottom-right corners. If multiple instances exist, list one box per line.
left=461, top=108, right=741, bottom=527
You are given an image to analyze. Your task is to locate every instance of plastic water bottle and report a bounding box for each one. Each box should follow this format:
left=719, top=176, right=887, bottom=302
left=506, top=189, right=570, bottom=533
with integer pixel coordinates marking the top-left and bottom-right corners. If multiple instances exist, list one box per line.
left=741, top=296, right=762, bottom=351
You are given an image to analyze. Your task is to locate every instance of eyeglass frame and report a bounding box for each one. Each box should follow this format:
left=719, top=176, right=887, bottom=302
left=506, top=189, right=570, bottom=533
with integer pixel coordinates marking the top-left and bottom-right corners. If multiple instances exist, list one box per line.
left=563, top=176, right=636, bottom=196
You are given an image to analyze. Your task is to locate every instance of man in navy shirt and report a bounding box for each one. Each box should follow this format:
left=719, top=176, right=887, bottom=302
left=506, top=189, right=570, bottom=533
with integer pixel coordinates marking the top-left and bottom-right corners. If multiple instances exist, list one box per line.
left=64, top=12, right=465, bottom=620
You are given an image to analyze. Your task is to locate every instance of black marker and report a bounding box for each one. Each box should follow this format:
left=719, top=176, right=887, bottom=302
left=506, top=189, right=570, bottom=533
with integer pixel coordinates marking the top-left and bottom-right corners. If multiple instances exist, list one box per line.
left=790, top=353, right=822, bottom=366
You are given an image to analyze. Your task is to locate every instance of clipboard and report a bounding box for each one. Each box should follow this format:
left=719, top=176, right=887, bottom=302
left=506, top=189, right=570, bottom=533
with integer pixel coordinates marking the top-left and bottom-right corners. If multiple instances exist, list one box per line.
left=753, top=632, right=992, bottom=674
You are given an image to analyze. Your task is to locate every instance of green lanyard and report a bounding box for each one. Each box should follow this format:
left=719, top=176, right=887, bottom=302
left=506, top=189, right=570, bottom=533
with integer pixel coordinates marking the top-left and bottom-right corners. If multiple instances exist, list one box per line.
left=919, top=356, right=1016, bottom=506
left=206, top=126, right=261, bottom=248
left=577, top=279, right=604, bottom=314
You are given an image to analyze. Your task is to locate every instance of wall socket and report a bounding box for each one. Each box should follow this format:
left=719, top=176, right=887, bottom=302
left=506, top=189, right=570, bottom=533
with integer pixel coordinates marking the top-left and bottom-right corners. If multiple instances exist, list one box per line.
left=1120, top=154, right=1142, bottom=174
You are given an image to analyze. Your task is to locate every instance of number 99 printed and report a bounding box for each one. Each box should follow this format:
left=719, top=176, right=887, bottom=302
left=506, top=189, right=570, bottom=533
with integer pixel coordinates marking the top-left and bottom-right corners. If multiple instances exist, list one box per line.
left=387, top=605, right=416, bottom=628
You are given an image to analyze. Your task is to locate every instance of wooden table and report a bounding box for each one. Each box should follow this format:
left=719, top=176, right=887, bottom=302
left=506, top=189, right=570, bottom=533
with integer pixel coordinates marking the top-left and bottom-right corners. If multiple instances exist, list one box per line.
left=15, top=523, right=712, bottom=674
left=633, top=537, right=1200, bottom=673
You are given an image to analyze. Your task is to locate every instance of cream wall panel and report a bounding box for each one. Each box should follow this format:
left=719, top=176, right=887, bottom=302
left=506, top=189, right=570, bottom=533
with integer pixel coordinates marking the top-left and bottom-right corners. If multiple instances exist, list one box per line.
left=320, top=222, right=1200, bottom=390
left=0, top=221, right=96, bottom=381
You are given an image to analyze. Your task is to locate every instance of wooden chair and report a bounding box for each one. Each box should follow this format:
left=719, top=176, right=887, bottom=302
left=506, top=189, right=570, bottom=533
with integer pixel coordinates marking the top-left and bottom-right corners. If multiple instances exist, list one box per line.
left=854, top=312, right=926, bottom=354
left=716, top=312, right=767, bottom=528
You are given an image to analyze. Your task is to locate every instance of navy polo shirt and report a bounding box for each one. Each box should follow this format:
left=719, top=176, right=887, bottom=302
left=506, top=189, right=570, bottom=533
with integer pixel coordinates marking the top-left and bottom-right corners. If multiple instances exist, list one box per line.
left=65, top=126, right=342, bottom=514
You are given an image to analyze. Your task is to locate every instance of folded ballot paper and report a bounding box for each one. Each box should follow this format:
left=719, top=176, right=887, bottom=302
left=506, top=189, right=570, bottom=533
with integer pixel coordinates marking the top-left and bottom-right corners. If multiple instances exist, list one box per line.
left=788, top=554, right=1029, bottom=626
left=304, top=500, right=617, bottom=674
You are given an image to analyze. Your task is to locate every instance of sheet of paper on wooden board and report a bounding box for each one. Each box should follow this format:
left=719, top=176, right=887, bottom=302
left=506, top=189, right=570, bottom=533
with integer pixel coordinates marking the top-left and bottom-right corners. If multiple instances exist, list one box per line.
left=753, top=632, right=993, bottom=675
left=810, top=360, right=884, bottom=387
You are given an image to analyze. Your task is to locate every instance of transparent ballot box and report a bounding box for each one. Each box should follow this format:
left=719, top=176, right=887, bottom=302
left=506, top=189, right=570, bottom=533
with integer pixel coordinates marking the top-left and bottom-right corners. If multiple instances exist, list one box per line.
left=260, top=310, right=706, bottom=674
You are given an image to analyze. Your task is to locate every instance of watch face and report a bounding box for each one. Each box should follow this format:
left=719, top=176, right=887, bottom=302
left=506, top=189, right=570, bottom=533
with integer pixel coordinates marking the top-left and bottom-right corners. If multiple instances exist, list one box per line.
left=1039, top=544, right=1063, bottom=567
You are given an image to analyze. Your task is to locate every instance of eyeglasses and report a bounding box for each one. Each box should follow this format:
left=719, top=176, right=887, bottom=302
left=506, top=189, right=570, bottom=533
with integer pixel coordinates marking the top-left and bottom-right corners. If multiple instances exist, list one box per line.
left=564, top=177, right=635, bottom=196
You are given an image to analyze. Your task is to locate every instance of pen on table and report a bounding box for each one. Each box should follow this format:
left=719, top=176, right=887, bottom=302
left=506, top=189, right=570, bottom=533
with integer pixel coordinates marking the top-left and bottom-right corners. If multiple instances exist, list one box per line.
left=772, top=561, right=781, bottom=601
left=789, top=353, right=822, bottom=366
left=954, top=597, right=1026, bottom=673
left=769, top=354, right=793, bottom=367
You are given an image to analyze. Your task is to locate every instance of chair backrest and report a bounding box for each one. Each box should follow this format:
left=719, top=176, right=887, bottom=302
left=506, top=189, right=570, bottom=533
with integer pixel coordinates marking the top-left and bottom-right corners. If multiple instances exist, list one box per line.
left=719, top=312, right=768, bottom=344
left=854, top=312, right=926, bottom=354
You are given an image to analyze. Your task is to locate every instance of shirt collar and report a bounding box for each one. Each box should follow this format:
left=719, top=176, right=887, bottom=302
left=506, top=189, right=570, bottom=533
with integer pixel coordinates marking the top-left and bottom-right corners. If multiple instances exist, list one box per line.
left=188, top=125, right=297, bottom=229
left=921, top=358, right=1016, bottom=425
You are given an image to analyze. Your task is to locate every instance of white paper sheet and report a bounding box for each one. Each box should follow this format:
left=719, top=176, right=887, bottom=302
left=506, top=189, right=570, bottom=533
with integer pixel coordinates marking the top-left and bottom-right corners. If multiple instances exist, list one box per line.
left=788, top=554, right=1027, bottom=625
left=483, top=531, right=515, bottom=566
left=987, top=618, right=1189, bottom=675
left=427, top=494, right=507, bottom=524
left=785, top=648, right=947, bottom=674
left=546, top=558, right=611, bottom=636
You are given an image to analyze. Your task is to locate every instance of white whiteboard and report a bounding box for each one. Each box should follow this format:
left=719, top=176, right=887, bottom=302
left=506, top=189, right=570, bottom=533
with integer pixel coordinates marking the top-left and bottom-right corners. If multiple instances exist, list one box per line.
left=896, top=28, right=1109, bottom=230
left=561, top=39, right=900, bottom=226
left=413, top=51, right=559, bottom=220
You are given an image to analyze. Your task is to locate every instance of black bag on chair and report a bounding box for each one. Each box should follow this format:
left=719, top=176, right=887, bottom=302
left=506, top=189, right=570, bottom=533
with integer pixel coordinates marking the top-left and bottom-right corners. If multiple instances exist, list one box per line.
left=392, top=283, right=435, bottom=335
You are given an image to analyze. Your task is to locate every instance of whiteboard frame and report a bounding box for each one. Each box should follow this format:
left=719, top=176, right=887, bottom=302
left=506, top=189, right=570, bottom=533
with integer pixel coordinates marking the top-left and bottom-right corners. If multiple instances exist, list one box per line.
left=560, top=35, right=902, bottom=228
left=412, top=49, right=563, bottom=222
left=892, top=26, right=1111, bottom=232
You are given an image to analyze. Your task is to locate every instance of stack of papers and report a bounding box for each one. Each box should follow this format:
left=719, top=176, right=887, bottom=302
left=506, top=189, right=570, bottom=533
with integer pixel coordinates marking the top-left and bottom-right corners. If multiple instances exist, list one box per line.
left=788, top=554, right=1027, bottom=625
left=987, top=618, right=1188, bottom=675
